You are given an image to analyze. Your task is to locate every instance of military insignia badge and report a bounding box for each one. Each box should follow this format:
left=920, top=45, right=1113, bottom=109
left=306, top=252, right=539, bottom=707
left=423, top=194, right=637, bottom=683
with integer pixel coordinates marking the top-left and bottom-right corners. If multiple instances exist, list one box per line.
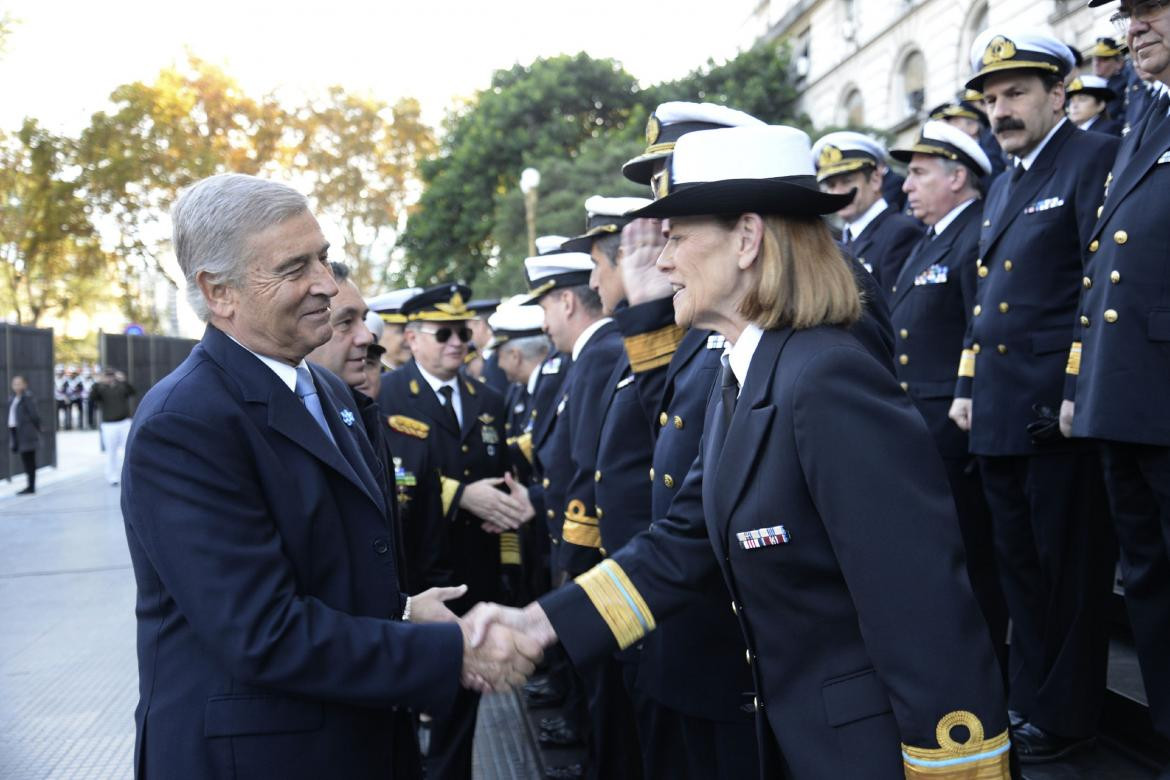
left=981, top=35, right=1017, bottom=66
left=541, top=357, right=562, bottom=375
left=478, top=413, right=495, bottom=424
left=339, top=408, right=355, bottom=427
left=389, top=415, right=430, bottom=439
left=1024, top=196, right=1065, bottom=215
left=736, top=525, right=791, bottom=549
left=914, top=264, right=949, bottom=286
left=409, top=379, right=420, bottom=396
left=817, top=144, right=843, bottom=169
left=645, top=113, right=661, bottom=146
left=481, top=425, right=499, bottom=444
left=706, top=334, right=726, bottom=350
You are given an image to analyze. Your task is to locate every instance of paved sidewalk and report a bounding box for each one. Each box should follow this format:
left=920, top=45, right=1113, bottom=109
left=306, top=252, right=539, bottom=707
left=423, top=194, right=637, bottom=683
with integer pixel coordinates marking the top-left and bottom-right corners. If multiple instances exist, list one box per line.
left=0, top=431, right=539, bottom=779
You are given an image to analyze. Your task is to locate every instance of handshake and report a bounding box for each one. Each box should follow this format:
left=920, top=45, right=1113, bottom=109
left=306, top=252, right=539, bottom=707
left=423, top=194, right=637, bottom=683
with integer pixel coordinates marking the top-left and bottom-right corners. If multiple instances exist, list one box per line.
left=408, top=585, right=559, bottom=694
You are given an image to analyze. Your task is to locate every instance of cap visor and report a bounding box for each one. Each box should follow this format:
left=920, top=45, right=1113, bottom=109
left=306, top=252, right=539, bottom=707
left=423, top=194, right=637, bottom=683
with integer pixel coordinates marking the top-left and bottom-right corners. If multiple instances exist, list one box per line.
left=622, top=151, right=670, bottom=185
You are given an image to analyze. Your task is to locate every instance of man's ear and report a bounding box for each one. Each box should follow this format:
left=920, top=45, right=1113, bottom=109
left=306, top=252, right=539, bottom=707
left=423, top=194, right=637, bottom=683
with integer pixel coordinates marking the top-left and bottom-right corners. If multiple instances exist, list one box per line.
left=197, top=271, right=237, bottom=320
left=735, top=213, right=765, bottom=271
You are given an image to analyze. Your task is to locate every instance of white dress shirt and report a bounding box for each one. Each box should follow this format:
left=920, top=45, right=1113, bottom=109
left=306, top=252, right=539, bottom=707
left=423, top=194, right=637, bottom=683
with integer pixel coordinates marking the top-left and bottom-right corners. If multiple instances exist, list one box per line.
left=8, top=395, right=21, bottom=428
left=416, top=363, right=463, bottom=426
left=571, top=317, right=614, bottom=361
left=725, top=324, right=765, bottom=396
left=932, top=198, right=977, bottom=237
left=843, top=197, right=889, bottom=243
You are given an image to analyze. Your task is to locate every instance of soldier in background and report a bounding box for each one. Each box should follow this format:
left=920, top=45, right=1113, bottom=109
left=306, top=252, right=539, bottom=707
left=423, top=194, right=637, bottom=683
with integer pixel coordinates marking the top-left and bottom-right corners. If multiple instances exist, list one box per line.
left=1066, top=76, right=1124, bottom=136
left=1088, top=36, right=1137, bottom=122
left=368, top=286, right=421, bottom=372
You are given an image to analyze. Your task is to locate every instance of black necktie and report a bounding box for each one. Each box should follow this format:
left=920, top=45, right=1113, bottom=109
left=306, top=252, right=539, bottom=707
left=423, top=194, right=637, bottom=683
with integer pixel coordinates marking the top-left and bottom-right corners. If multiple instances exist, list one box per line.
left=1011, top=162, right=1026, bottom=183
left=438, top=385, right=461, bottom=431
left=720, top=355, right=738, bottom=430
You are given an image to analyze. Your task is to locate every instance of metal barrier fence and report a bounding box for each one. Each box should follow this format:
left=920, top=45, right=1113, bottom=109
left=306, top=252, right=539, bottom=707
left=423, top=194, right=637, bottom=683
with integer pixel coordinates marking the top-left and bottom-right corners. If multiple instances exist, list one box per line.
left=98, top=332, right=198, bottom=401
left=1, top=324, right=57, bottom=481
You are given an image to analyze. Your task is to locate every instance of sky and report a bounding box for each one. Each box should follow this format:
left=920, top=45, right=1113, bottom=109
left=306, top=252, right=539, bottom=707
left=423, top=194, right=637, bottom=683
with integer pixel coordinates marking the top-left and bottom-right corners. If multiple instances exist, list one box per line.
left=0, top=0, right=759, bottom=135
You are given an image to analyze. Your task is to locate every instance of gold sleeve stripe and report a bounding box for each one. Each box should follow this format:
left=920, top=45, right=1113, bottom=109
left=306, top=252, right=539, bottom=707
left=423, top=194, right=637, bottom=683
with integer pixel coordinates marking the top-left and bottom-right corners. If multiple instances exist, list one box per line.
left=902, top=711, right=1010, bottom=779
left=624, top=324, right=685, bottom=374
left=958, top=349, right=976, bottom=378
left=507, top=432, right=534, bottom=464
left=500, top=532, right=521, bottom=565
left=575, top=559, right=657, bottom=650
left=1065, top=341, right=1082, bottom=376
left=563, top=516, right=601, bottom=547
left=440, top=476, right=461, bottom=517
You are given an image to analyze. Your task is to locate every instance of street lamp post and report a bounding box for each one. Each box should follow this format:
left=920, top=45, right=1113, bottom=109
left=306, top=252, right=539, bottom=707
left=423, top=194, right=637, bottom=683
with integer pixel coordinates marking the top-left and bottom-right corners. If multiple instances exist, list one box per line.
left=520, top=167, right=541, bottom=258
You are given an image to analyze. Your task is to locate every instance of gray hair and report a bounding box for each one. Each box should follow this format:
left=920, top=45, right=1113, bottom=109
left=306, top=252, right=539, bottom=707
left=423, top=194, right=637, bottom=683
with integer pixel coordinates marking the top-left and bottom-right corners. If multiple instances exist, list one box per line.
left=938, top=158, right=982, bottom=196
left=500, top=334, right=551, bottom=362
left=595, top=233, right=622, bottom=266
left=172, top=174, right=310, bottom=321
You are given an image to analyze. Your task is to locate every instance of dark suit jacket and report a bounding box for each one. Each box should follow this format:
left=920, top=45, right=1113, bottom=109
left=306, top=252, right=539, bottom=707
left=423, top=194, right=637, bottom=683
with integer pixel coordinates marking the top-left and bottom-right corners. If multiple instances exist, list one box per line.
left=848, top=204, right=922, bottom=300
left=121, top=325, right=462, bottom=780
left=542, top=326, right=1008, bottom=779
left=890, top=200, right=982, bottom=459
left=8, top=393, right=41, bottom=453
left=1083, top=116, right=1125, bottom=137
left=1070, top=105, right=1170, bottom=447
left=959, top=119, right=1119, bottom=455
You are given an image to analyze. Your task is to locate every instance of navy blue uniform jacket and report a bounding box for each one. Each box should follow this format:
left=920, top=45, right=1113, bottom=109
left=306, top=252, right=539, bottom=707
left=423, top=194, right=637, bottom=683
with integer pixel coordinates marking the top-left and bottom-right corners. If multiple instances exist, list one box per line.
left=541, top=326, right=1009, bottom=779
left=121, top=326, right=462, bottom=780
left=850, top=204, right=922, bottom=301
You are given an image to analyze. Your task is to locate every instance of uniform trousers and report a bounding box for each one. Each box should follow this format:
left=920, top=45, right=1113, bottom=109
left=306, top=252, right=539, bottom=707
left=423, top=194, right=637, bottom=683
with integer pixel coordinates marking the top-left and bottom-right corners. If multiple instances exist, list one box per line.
left=580, top=651, right=642, bottom=780
left=425, top=687, right=478, bottom=780
left=634, top=697, right=758, bottom=780
left=1100, top=441, right=1170, bottom=738
left=978, top=451, right=1116, bottom=737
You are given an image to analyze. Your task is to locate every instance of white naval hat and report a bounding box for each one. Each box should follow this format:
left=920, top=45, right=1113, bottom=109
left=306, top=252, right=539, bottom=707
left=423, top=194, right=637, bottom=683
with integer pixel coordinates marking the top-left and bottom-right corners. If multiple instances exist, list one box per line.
left=811, top=132, right=888, bottom=182
left=561, top=195, right=654, bottom=253
left=535, top=234, right=570, bottom=255
left=367, top=286, right=423, bottom=324
left=364, top=309, right=385, bottom=341
left=966, top=29, right=1075, bottom=91
left=630, top=125, right=853, bottom=219
left=487, top=303, right=545, bottom=340
left=890, top=120, right=993, bottom=177
left=521, top=252, right=595, bottom=302
left=1066, top=74, right=1116, bottom=102
left=623, top=101, right=765, bottom=185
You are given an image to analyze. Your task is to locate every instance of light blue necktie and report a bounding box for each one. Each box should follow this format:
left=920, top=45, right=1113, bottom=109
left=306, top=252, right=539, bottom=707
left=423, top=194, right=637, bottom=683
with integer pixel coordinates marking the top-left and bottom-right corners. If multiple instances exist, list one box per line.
left=295, top=365, right=338, bottom=448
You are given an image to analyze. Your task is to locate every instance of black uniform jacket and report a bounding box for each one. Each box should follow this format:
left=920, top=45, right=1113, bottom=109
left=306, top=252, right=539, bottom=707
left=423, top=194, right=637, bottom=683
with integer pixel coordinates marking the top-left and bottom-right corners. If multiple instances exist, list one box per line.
left=541, top=325, right=1009, bottom=780
left=121, top=326, right=462, bottom=780
left=517, top=351, right=569, bottom=525
left=1069, top=104, right=1170, bottom=447
left=958, top=119, right=1118, bottom=455
left=480, top=351, right=510, bottom=394
left=380, top=360, right=510, bottom=614
left=552, top=320, right=626, bottom=575
left=1083, top=116, right=1125, bottom=137
left=8, top=392, right=42, bottom=453
left=849, top=203, right=922, bottom=300
left=890, top=200, right=982, bottom=459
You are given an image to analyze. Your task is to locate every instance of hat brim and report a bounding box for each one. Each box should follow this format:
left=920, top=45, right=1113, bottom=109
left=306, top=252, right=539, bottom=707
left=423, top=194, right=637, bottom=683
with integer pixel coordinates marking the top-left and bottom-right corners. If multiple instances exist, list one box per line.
left=965, top=61, right=1062, bottom=92
left=560, top=234, right=599, bottom=254
left=1069, top=87, right=1116, bottom=102
left=628, top=177, right=854, bottom=220
left=622, top=150, right=671, bottom=185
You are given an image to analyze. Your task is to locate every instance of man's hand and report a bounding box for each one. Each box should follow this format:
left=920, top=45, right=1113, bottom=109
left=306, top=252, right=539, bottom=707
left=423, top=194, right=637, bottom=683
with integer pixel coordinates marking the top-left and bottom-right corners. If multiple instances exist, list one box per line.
left=459, top=619, right=543, bottom=693
left=949, top=398, right=972, bottom=432
left=1059, top=399, right=1075, bottom=438
left=619, top=218, right=672, bottom=306
left=408, top=585, right=467, bottom=624
left=460, top=478, right=528, bottom=530
left=463, top=601, right=559, bottom=650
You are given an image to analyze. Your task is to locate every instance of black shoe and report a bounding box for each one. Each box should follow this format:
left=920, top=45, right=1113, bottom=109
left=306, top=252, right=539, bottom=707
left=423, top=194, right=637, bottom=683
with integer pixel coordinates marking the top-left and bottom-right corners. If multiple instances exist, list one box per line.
left=17, top=487, right=34, bottom=495
left=539, top=715, right=569, bottom=732
left=545, top=763, right=584, bottom=780
left=1008, top=709, right=1025, bottom=729
left=525, top=677, right=565, bottom=707
left=1012, top=722, right=1095, bottom=763
left=538, top=724, right=583, bottom=747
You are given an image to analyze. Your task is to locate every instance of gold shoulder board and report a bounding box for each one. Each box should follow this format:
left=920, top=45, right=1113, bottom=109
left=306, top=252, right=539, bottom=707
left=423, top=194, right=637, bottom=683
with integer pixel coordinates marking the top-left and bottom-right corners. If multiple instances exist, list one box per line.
left=388, top=415, right=430, bottom=439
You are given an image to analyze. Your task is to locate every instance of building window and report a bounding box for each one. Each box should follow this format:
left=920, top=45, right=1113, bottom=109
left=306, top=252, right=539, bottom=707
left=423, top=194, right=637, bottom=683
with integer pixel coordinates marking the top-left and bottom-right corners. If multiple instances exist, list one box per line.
left=842, top=0, right=857, bottom=42
left=899, top=50, right=927, bottom=116
left=840, top=87, right=865, bottom=126
left=793, top=27, right=812, bottom=83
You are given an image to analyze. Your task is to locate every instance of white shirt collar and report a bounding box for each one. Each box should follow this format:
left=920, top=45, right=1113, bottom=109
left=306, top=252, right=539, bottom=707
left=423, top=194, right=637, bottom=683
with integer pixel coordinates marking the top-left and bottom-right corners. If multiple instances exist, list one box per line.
left=226, top=333, right=302, bottom=393
left=844, top=197, right=889, bottom=241
left=415, top=362, right=459, bottom=396
left=1079, top=115, right=1099, bottom=131
left=526, top=366, right=540, bottom=395
left=932, top=198, right=977, bottom=236
left=725, top=324, right=764, bottom=393
left=1018, top=118, right=1067, bottom=171
left=571, top=317, right=613, bottom=361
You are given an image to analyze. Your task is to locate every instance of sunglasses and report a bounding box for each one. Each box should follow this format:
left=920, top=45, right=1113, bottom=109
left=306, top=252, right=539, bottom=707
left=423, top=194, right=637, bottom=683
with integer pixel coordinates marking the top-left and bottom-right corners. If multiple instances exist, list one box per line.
left=418, top=325, right=473, bottom=344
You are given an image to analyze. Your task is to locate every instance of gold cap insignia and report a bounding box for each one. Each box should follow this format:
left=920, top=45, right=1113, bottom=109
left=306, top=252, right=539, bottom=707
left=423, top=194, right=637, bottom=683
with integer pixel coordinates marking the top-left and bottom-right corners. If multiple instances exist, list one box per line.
left=645, top=114, right=661, bottom=146
left=982, top=35, right=1017, bottom=66
left=1068, top=78, right=1084, bottom=92
left=653, top=169, right=670, bottom=200
left=817, top=144, right=844, bottom=169
left=962, top=89, right=984, bottom=102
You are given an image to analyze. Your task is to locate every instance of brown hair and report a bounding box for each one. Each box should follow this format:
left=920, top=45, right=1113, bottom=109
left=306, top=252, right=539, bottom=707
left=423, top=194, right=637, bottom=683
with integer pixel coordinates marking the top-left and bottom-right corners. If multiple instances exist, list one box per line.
left=731, top=214, right=862, bottom=330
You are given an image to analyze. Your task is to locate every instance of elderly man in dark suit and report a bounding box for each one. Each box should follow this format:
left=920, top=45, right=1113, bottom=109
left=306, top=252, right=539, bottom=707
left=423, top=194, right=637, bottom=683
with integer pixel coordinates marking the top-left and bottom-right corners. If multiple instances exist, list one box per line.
left=8, top=375, right=41, bottom=495
left=120, top=173, right=539, bottom=780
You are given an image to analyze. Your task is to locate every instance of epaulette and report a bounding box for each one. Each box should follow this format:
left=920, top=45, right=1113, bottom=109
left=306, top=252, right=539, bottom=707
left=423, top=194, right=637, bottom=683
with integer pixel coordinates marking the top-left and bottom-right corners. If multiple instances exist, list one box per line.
left=388, top=415, right=430, bottom=439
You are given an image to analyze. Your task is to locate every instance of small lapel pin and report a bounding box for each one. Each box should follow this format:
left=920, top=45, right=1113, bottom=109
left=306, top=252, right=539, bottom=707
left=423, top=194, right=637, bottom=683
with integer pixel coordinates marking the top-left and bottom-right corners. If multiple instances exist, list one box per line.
left=340, top=408, right=355, bottom=427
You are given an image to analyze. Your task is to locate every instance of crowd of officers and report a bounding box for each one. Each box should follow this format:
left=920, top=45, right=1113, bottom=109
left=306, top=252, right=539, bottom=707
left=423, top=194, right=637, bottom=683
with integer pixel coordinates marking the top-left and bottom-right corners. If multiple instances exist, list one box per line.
left=301, top=11, right=1170, bottom=780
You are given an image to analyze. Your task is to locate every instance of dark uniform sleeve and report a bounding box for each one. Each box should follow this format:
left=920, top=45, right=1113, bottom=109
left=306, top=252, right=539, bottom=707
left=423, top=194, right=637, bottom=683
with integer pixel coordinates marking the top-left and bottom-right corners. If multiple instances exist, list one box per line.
left=557, top=355, right=613, bottom=575
left=613, top=296, right=684, bottom=425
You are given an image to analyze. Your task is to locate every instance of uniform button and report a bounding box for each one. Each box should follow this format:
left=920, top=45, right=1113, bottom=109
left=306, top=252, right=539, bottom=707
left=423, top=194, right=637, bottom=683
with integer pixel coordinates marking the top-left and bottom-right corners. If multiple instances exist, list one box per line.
left=998, top=302, right=1010, bottom=313
left=547, top=509, right=554, bottom=519
left=1114, top=230, right=1128, bottom=245
left=900, top=381, right=909, bottom=391
left=973, top=305, right=982, bottom=316
left=463, top=468, right=471, bottom=476
left=649, top=468, right=655, bottom=482
left=1104, top=309, right=1119, bottom=323
left=1083, top=276, right=1092, bottom=289
left=983, top=219, right=991, bottom=227
left=542, top=477, right=550, bottom=488
left=972, top=343, right=981, bottom=354
left=978, top=266, right=989, bottom=278
left=745, top=649, right=752, bottom=665
left=753, top=696, right=763, bottom=712
left=1003, top=260, right=1013, bottom=271
left=1097, top=205, right=1104, bottom=219
left=594, top=470, right=601, bottom=482
left=1111, top=270, right=1121, bottom=284
left=663, top=474, right=675, bottom=488
left=552, top=537, right=560, bottom=545
left=1089, top=240, right=1099, bottom=252
left=997, top=344, right=1008, bottom=354
left=461, top=444, right=469, bottom=453
left=373, top=538, right=389, bottom=555
left=891, top=285, right=897, bottom=293
left=597, top=507, right=604, bottom=519
left=658, top=412, right=668, bottom=427
left=898, top=354, right=909, bottom=365
left=599, top=547, right=607, bottom=557
left=899, top=328, right=909, bottom=339
left=976, top=257, right=982, bottom=267
left=673, top=415, right=684, bottom=429
left=1081, top=315, right=1091, bottom=327
left=731, top=601, right=739, bottom=616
